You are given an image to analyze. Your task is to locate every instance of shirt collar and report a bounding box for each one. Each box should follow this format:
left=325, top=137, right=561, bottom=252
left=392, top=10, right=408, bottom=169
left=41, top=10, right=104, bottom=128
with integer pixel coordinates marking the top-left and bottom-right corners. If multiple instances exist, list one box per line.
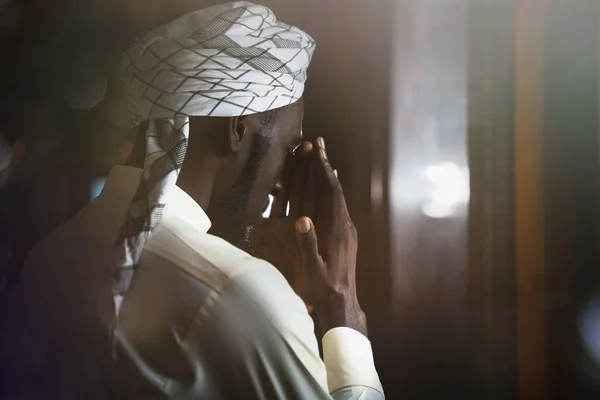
left=101, top=165, right=212, bottom=234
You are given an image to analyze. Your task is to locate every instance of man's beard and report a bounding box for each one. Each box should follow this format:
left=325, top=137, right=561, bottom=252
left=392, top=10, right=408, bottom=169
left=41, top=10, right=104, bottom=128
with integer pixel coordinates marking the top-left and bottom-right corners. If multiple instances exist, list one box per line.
left=208, top=133, right=270, bottom=248
left=243, top=224, right=257, bottom=253
left=209, top=179, right=254, bottom=247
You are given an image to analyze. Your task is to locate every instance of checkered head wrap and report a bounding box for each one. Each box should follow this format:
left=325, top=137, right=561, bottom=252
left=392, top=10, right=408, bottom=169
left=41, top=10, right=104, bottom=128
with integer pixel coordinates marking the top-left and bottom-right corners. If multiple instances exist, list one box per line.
left=112, top=2, right=315, bottom=306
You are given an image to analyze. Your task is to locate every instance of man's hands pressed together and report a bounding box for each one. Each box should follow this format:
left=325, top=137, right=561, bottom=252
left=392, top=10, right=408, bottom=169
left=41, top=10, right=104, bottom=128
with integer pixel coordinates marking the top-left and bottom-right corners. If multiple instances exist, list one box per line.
left=253, top=138, right=368, bottom=337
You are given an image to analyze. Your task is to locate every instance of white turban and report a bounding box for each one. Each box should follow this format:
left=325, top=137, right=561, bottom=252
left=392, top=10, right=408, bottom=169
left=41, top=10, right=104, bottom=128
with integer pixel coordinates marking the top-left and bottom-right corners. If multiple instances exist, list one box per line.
left=122, top=1, right=314, bottom=119
left=111, top=2, right=315, bottom=309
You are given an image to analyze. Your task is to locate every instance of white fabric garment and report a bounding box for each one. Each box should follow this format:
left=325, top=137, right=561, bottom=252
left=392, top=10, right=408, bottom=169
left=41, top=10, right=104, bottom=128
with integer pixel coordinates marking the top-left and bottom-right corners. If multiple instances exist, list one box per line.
left=5, top=166, right=384, bottom=399
left=114, top=166, right=385, bottom=397
left=113, top=2, right=316, bottom=315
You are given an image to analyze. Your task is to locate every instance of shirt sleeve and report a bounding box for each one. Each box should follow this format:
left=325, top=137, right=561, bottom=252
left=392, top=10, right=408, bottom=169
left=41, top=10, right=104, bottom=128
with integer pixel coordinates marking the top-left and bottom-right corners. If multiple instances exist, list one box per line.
left=233, top=258, right=385, bottom=399
left=331, top=386, right=386, bottom=400
left=323, top=327, right=385, bottom=399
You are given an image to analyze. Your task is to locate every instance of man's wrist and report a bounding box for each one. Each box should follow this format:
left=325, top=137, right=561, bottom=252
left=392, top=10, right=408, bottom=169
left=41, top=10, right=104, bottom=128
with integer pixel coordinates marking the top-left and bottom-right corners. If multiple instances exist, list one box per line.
left=316, top=289, right=368, bottom=337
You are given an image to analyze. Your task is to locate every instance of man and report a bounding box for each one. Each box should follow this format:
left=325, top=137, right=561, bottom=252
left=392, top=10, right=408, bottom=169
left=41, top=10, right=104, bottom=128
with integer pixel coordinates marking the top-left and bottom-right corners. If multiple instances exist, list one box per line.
left=1, top=2, right=384, bottom=399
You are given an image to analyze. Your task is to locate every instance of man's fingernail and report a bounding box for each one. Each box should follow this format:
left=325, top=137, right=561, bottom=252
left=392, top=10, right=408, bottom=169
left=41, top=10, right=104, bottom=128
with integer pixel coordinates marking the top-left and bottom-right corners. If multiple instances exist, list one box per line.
left=320, top=148, right=327, bottom=160
left=317, top=137, right=325, bottom=149
left=333, top=169, right=338, bottom=178
left=296, top=218, right=310, bottom=234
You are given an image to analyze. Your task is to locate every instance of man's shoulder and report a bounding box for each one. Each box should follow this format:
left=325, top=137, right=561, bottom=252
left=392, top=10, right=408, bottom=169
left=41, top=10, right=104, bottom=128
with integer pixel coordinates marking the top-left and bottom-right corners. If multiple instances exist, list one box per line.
left=143, top=224, right=264, bottom=287
left=144, top=226, right=307, bottom=321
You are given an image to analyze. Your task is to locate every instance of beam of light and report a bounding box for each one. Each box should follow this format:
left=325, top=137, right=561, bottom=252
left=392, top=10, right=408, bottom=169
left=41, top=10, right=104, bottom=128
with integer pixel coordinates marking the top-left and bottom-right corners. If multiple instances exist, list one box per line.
left=262, top=196, right=290, bottom=218
left=263, top=194, right=274, bottom=218
left=578, top=297, right=600, bottom=366
left=371, top=168, right=384, bottom=204
left=421, top=162, right=469, bottom=219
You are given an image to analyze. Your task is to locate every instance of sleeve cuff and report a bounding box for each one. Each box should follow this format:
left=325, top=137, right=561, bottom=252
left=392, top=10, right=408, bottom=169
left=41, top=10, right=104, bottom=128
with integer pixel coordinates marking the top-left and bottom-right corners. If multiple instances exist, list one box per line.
left=322, top=327, right=384, bottom=395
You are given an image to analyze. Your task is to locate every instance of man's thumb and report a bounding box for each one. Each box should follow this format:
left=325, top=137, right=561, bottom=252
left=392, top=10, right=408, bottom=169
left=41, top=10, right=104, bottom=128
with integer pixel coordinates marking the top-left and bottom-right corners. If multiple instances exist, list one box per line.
left=295, top=217, right=319, bottom=263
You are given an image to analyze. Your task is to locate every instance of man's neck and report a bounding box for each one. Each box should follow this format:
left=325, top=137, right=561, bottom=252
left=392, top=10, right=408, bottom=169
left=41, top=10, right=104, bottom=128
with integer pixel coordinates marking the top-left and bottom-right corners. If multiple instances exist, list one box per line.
left=176, top=153, right=218, bottom=212
left=126, top=119, right=226, bottom=212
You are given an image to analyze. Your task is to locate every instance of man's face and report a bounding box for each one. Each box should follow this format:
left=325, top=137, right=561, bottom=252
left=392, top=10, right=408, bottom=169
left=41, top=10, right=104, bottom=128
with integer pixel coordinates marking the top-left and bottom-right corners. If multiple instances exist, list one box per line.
left=206, top=100, right=304, bottom=247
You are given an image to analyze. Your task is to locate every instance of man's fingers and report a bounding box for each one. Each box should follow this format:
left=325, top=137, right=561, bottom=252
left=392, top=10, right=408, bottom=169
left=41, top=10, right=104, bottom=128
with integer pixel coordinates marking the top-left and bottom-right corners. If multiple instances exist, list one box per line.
left=289, top=142, right=312, bottom=217
left=315, top=138, right=340, bottom=189
left=302, top=141, right=319, bottom=219
left=314, top=139, right=351, bottom=228
left=295, top=217, right=323, bottom=272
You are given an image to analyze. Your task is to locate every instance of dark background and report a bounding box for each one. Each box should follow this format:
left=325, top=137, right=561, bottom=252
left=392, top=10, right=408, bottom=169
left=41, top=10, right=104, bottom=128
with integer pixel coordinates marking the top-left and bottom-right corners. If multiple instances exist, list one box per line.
left=1, top=0, right=600, bottom=398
